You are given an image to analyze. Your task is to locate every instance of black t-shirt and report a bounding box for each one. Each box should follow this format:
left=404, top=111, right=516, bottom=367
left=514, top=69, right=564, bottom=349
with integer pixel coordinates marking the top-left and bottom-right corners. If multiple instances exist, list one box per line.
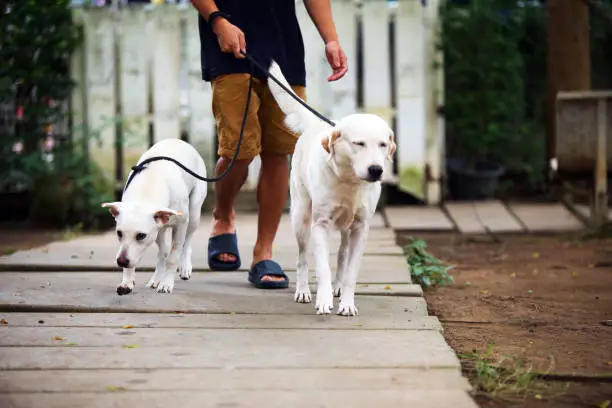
left=199, top=0, right=307, bottom=86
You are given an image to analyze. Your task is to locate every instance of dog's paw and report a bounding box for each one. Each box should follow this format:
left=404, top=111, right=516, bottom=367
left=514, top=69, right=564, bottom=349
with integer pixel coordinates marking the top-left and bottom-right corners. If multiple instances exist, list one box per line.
left=294, top=287, right=312, bottom=303
left=337, top=301, right=358, bottom=317
left=156, top=277, right=175, bottom=294
left=178, top=260, right=192, bottom=281
left=116, top=280, right=135, bottom=296
left=315, top=290, right=334, bottom=315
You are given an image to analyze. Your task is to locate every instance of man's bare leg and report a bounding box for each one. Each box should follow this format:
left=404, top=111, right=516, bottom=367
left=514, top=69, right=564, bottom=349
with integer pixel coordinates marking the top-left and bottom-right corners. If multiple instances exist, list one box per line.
left=211, top=156, right=251, bottom=263
left=253, top=152, right=289, bottom=283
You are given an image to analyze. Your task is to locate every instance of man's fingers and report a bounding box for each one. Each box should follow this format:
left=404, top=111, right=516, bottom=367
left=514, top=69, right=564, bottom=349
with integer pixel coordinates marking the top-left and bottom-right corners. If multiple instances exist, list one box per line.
left=327, top=66, right=348, bottom=82
left=238, top=33, right=247, bottom=58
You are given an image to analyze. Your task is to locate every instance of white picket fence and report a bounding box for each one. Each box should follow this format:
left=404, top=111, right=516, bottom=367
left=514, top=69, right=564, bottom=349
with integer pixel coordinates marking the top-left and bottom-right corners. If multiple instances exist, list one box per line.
left=70, top=0, right=444, bottom=204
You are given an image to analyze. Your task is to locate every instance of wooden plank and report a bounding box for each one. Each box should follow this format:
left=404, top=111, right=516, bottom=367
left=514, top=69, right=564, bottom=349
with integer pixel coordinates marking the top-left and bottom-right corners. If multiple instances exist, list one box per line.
left=362, top=1, right=395, bottom=183
left=385, top=206, right=454, bottom=231
left=508, top=203, right=584, bottom=232
left=0, top=313, right=439, bottom=331
left=445, top=201, right=524, bottom=234
left=83, top=9, right=116, bottom=183
left=151, top=6, right=181, bottom=141
left=394, top=2, right=426, bottom=199
left=329, top=0, right=357, bottom=119
left=185, top=11, right=216, bottom=178
left=0, top=368, right=468, bottom=393
left=118, top=8, right=150, bottom=177
left=0, top=331, right=459, bottom=369
left=0, top=391, right=478, bottom=408
left=424, top=0, right=444, bottom=204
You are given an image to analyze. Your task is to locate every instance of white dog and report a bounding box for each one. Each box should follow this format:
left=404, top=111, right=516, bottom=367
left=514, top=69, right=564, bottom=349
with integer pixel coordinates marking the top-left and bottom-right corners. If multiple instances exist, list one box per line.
left=101, top=138, right=207, bottom=295
left=267, top=61, right=396, bottom=316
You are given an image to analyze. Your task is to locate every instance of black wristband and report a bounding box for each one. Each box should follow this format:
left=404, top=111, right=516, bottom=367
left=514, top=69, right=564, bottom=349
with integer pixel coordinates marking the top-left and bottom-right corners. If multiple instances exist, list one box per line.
left=208, top=11, right=230, bottom=32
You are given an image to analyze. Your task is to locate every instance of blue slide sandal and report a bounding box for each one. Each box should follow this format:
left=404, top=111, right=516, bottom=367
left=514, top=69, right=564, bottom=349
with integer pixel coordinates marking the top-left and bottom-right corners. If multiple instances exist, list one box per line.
left=248, top=260, right=290, bottom=289
left=208, top=233, right=242, bottom=271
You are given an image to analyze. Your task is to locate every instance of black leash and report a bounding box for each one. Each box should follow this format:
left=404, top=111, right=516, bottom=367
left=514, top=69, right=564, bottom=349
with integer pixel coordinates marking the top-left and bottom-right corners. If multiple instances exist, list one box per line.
left=123, top=52, right=335, bottom=193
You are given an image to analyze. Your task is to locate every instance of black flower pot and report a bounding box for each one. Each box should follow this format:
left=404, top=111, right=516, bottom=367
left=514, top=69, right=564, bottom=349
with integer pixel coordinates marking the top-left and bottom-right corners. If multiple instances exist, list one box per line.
left=446, top=158, right=505, bottom=201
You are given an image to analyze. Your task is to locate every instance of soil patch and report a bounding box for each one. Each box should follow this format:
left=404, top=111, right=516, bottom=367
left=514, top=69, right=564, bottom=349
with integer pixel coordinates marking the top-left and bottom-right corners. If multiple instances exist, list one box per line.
left=398, top=232, right=612, bottom=408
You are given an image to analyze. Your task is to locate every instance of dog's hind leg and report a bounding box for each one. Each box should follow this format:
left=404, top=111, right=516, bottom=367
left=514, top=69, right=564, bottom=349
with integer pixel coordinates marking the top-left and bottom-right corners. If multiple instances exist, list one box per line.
left=334, top=230, right=349, bottom=297
left=292, top=192, right=312, bottom=303
left=146, top=229, right=169, bottom=289
left=179, top=192, right=205, bottom=281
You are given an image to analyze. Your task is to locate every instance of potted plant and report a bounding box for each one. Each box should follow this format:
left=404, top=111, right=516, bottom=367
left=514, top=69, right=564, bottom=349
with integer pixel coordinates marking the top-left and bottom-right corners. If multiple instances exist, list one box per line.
left=440, top=0, right=526, bottom=200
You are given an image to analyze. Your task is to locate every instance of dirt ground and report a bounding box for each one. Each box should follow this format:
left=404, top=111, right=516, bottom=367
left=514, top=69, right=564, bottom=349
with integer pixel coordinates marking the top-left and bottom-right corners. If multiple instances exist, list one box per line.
left=398, top=232, right=612, bottom=408
left=0, top=223, right=65, bottom=255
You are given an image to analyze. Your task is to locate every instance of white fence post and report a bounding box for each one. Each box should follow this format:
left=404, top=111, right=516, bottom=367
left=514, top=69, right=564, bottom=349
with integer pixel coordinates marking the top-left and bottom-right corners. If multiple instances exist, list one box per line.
left=394, top=1, right=427, bottom=201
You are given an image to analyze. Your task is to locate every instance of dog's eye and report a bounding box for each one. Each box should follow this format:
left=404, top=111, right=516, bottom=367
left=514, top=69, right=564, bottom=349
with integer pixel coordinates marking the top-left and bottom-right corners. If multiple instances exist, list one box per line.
left=352, top=141, right=365, bottom=147
left=379, top=142, right=388, bottom=148
left=117, top=230, right=123, bottom=239
left=135, top=233, right=147, bottom=241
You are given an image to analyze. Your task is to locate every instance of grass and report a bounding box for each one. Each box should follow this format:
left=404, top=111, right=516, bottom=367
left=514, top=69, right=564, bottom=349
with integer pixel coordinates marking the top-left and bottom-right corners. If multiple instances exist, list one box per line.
left=403, top=237, right=454, bottom=288
left=460, top=345, right=568, bottom=403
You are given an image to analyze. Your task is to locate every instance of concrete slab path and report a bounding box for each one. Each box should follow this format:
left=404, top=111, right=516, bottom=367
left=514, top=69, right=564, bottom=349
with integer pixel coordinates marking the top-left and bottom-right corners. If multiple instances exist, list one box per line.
left=0, top=213, right=476, bottom=408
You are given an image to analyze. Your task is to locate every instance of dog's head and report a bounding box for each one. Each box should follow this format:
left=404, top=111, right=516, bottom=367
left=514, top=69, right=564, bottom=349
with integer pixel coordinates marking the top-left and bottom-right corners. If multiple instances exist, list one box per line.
left=321, top=114, right=396, bottom=182
left=101, top=202, right=182, bottom=269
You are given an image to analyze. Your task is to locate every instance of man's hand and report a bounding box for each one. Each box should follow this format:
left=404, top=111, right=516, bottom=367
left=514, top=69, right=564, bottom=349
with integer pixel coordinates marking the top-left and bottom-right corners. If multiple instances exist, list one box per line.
left=325, top=41, right=347, bottom=81
left=212, top=18, right=246, bottom=59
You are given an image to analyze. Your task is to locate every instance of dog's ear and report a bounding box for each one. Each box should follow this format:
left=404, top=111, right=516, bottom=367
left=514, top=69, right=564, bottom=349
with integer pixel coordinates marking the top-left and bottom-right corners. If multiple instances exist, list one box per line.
left=101, top=202, right=122, bottom=218
left=153, top=208, right=183, bottom=225
left=321, top=128, right=342, bottom=158
left=387, top=130, right=397, bottom=160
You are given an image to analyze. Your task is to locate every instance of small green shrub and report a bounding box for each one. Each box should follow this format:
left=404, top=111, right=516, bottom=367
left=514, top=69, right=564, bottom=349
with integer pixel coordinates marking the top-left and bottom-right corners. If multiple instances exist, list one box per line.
left=404, top=237, right=454, bottom=288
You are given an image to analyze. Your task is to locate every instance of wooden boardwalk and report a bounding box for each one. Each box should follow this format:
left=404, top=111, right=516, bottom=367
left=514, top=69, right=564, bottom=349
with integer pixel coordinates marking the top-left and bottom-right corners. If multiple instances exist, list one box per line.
left=0, top=213, right=476, bottom=408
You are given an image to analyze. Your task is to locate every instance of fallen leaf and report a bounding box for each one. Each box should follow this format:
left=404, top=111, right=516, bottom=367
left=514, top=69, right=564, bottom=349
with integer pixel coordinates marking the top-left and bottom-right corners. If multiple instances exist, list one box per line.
left=122, top=344, right=139, bottom=349
left=384, top=285, right=391, bottom=290
left=64, top=342, right=77, bottom=346
left=352, top=324, right=363, bottom=327
left=106, top=386, right=127, bottom=392
left=122, top=325, right=133, bottom=329
left=0, top=319, right=7, bottom=325
left=571, top=271, right=579, bottom=278
left=510, top=272, right=517, bottom=278
left=230, top=312, right=236, bottom=315
left=528, top=289, right=533, bottom=294
left=528, top=340, right=534, bottom=345
left=598, top=400, right=611, bottom=408
left=532, top=252, right=540, bottom=258
left=465, top=281, right=471, bottom=286
left=607, top=361, right=612, bottom=366
left=53, top=336, right=65, bottom=341
left=480, top=290, right=489, bottom=295
left=535, top=394, right=542, bottom=400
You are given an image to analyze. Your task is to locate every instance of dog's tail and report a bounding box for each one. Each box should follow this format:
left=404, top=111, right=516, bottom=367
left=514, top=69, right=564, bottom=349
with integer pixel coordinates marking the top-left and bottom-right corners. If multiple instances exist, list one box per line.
left=267, top=61, right=316, bottom=134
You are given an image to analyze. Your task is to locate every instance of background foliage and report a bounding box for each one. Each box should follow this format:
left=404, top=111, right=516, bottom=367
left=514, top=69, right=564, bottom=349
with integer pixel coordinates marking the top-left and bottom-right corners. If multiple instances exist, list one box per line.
left=0, top=1, right=111, bottom=228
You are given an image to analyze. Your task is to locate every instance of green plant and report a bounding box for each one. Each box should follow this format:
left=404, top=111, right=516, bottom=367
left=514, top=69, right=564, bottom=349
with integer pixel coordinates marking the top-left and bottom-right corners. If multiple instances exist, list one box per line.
left=0, top=1, right=111, bottom=228
left=403, top=237, right=454, bottom=288
left=460, top=344, right=567, bottom=402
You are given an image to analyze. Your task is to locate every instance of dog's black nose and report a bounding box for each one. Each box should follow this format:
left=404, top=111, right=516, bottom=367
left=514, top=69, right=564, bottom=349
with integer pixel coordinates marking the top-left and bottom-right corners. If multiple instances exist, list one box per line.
left=117, top=257, right=130, bottom=268
left=367, top=165, right=383, bottom=180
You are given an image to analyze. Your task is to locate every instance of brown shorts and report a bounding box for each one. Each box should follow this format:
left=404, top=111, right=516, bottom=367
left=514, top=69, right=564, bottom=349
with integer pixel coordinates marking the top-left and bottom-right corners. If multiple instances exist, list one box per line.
left=212, top=73, right=306, bottom=160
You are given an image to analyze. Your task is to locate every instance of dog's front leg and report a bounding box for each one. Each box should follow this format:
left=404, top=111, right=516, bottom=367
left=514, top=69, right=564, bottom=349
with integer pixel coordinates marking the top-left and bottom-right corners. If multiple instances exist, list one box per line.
left=146, top=230, right=169, bottom=289
left=157, top=223, right=188, bottom=294
left=117, top=267, right=136, bottom=295
left=311, top=220, right=334, bottom=314
left=337, top=221, right=369, bottom=316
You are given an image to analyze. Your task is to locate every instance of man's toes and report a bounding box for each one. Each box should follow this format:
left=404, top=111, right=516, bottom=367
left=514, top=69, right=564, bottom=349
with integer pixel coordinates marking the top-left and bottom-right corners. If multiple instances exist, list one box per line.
left=260, top=275, right=284, bottom=283
left=219, top=253, right=237, bottom=262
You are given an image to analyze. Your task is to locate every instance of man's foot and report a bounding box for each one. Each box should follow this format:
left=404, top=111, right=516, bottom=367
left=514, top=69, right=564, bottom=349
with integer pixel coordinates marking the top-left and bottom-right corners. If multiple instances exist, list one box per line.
left=252, top=249, right=286, bottom=283
left=248, top=259, right=289, bottom=289
left=211, top=216, right=236, bottom=263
